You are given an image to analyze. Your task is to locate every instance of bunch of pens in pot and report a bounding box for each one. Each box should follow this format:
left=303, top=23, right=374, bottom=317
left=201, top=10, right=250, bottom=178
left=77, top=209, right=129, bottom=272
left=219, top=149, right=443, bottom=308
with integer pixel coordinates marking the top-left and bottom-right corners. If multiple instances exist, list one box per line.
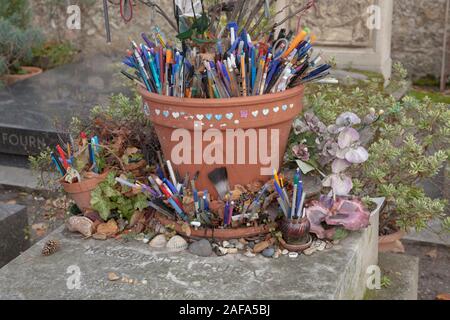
left=121, top=24, right=332, bottom=98
left=50, top=132, right=102, bottom=183
left=273, top=168, right=307, bottom=221
left=114, top=164, right=271, bottom=229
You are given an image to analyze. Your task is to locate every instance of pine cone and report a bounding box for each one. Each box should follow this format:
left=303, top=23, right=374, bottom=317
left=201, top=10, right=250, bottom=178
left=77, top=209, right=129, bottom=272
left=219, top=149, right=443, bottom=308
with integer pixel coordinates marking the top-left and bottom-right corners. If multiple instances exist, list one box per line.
left=41, top=240, right=60, bottom=256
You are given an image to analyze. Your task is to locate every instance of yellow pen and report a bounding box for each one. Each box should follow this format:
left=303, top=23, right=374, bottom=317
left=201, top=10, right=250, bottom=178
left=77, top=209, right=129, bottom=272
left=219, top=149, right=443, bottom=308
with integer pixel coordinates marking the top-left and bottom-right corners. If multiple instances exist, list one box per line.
left=274, top=169, right=281, bottom=186
left=240, top=54, right=247, bottom=97
left=282, top=29, right=307, bottom=59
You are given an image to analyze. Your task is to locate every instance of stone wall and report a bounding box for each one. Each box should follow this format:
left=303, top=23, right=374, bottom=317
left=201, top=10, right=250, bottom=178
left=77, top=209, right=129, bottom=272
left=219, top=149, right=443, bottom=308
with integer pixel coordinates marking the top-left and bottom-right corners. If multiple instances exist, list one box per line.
left=29, top=0, right=176, bottom=56
left=28, top=0, right=449, bottom=79
left=391, top=0, right=449, bottom=80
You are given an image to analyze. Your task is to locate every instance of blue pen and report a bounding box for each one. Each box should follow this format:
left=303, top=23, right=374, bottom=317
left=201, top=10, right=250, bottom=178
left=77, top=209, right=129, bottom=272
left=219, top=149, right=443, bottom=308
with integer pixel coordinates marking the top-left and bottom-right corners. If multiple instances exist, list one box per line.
left=50, top=152, right=65, bottom=176
left=203, top=190, right=209, bottom=211
left=156, top=165, right=165, bottom=179
left=143, top=46, right=161, bottom=93
left=168, top=197, right=188, bottom=221
left=295, top=170, right=303, bottom=216
left=88, top=143, right=97, bottom=173
left=251, top=46, right=256, bottom=91
left=163, top=178, right=178, bottom=195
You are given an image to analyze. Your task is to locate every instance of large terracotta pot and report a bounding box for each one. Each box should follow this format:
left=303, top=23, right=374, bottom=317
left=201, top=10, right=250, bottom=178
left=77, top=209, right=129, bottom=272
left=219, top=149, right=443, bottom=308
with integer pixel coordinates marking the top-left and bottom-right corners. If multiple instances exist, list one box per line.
left=2, top=66, right=43, bottom=85
left=139, top=86, right=304, bottom=198
left=60, top=171, right=109, bottom=212
left=378, top=230, right=406, bottom=253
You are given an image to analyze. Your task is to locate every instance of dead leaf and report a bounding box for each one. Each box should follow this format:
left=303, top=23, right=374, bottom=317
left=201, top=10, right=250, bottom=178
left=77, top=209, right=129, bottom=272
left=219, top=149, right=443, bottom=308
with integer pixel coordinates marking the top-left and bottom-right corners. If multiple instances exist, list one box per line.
left=32, top=223, right=48, bottom=237
left=96, top=219, right=119, bottom=237
left=181, top=223, right=192, bottom=237
left=125, top=147, right=139, bottom=155
left=425, top=248, right=438, bottom=259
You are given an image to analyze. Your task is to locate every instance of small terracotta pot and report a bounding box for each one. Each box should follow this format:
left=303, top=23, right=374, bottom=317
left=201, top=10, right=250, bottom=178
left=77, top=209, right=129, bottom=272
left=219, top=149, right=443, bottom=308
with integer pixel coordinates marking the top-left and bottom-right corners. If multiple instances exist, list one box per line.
left=60, top=171, right=109, bottom=212
left=378, top=230, right=406, bottom=253
left=279, top=235, right=313, bottom=252
left=140, top=86, right=304, bottom=198
left=153, top=212, right=270, bottom=240
left=2, top=66, right=43, bottom=85
left=279, top=217, right=311, bottom=242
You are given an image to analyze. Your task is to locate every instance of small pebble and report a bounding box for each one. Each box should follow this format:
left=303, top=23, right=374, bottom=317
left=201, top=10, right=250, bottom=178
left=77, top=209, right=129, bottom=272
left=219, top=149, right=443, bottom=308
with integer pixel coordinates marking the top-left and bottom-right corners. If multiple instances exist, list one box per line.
left=226, top=248, right=238, bottom=254
left=281, top=249, right=289, bottom=255
left=262, top=247, right=275, bottom=258
left=244, top=250, right=256, bottom=257
left=108, top=272, right=120, bottom=281
left=247, top=241, right=255, bottom=249
left=288, top=252, right=299, bottom=259
left=142, top=238, right=149, bottom=244
left=142, top=279, right=148, bottom=285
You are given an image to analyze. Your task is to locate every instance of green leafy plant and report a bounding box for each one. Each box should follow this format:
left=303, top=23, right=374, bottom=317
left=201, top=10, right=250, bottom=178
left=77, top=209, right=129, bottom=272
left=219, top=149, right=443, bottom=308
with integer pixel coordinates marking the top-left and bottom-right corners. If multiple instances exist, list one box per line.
left=0, top=0, right=31, bottom=29
left=354, top=96, right=449, bottom=234
left=31, top=41, right=78, bottom=70
left=289, top=63, right=449, bottom=235
left=0, top=18, right=44, bottom=75
left=90, top=171, right=149, bottom=221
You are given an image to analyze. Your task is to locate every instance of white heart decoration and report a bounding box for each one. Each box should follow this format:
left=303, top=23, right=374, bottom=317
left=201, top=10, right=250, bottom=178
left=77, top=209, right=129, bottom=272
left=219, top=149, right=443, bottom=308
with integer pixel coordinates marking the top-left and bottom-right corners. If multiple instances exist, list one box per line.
left=289, top=103, right=294, bottom=109
left=273, top=107, right=280, bottom=113
left=172, top=112, right=180, bottom=119
left=196, top=114, right=204, bottom=120
left=252, top=111, right=259, bottom=117
left=262, top=109, right=269, bottom=116
left=225, top=113, right=233, bottom=120
left=155, top=109, right=161, bottom=115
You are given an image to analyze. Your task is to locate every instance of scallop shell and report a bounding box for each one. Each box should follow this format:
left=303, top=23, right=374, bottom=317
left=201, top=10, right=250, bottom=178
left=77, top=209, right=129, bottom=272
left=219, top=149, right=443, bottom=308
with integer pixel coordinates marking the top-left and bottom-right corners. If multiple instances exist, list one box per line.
left=149, top=234, right=167, bottom=248
left=166, top=235, right=188, bottom=251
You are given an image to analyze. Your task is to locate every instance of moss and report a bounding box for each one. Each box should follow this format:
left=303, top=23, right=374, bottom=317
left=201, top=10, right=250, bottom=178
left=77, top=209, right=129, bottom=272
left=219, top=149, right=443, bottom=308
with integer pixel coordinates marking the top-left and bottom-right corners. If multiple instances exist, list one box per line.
left=407, top=89, right=450, bottom=104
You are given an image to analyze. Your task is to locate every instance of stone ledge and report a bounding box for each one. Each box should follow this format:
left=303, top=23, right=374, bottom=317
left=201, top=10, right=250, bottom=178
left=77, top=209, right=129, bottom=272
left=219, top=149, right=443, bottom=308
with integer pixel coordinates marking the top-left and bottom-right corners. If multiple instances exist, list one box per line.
left=0, top=202, right=380, bottom=300
left=366, top=252, right=419, bottom=300
left=0, top=203, right=29, bottom=268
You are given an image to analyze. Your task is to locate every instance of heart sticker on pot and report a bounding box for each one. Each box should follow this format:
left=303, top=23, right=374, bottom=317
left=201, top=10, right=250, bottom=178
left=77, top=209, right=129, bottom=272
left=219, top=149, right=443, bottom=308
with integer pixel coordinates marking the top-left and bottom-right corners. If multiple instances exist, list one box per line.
left=252, top=111, right=259, bottom=117
left=172, top=112, right=180, bottom=119
left=225, top=113, right=233, bottom=120
left=205, top=114, right=213, bottom=120
left=196, top=114, right=204, bottom=120
left=289, top=103, right=294, bottom=109
left=282, top=104, right=288, bottom=111
left=163, top=111, right=170, bottom=118
left=262, top=109, right=269, bottom=116
left=155, top=109, right=161, bottom=115
left=273, top=106, right=280, bottom=113
left=215, top=114, right=223, bottom=121
left=240, top=110, right=248, bottom=118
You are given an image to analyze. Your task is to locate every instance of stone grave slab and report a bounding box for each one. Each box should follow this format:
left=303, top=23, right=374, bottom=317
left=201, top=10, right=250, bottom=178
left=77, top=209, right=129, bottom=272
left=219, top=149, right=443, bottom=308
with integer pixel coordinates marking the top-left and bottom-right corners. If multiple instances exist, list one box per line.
left=0, top=54, right=129, bottom=156
left=0, top=203, right=29, bottom=268
left=0, top=200, right=382, bottom=300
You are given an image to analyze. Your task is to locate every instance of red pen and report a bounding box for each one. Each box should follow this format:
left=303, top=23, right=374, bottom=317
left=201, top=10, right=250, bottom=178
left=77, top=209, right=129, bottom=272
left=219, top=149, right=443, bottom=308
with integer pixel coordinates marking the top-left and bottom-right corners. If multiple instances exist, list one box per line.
left=56, top=145, right=68, bottom=169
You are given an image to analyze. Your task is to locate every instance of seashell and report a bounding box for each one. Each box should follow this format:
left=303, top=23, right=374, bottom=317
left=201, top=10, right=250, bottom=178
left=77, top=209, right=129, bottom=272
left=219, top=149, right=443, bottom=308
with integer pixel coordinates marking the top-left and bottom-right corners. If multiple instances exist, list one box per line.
left=149, top=234, right=167, bottom=248
left=66, top=216, right=94, bottom=237
left=281, top=249, right=289, bottom=255
left=108, top=272, right=120, bottom=281
left=166, top=235, right=188, bottom=251
left=288, top=252, right=299, bottom=258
